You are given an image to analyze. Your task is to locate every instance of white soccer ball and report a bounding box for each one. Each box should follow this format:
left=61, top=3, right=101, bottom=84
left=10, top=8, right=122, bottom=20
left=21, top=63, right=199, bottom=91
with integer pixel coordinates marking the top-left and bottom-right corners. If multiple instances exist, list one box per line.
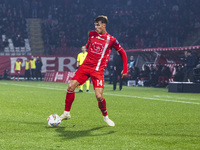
left=47, top=114, right=61, bottom=127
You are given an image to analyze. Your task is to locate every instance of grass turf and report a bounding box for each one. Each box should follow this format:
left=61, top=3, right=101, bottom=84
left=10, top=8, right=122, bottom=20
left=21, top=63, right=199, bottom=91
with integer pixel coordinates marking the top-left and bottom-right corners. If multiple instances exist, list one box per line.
left=0, top=80, right=200, bottom=150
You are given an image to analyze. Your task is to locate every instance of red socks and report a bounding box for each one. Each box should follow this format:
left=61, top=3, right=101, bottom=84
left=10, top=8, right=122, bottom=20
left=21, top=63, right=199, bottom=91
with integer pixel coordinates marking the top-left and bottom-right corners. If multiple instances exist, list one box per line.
left=64, top=90, right=75, bottom=111
left=64, top=90, right=107, bottom=117
left=98, top=98, right=108, bottom=116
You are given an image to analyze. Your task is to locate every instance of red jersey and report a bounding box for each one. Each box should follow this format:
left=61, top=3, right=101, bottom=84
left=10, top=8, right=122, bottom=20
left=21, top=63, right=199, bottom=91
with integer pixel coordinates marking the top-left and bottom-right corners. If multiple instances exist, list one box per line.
left=84, top=30, right=127, bottom=73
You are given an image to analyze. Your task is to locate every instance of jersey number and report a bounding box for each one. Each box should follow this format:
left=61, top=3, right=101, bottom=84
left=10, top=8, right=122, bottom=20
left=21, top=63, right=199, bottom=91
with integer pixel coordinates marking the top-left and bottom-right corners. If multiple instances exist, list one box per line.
left=97, top=80, right=103, bottom=86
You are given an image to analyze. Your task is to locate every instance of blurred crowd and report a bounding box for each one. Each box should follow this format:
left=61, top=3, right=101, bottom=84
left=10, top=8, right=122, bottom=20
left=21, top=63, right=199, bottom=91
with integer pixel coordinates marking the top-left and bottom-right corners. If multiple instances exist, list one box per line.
left=1, top=0, right=200, bottom=54
left=109, top=51, right=200, bottom=87
left=40, top=0, right=200, bottom=53
left=0, top=0, right=28, bottom=50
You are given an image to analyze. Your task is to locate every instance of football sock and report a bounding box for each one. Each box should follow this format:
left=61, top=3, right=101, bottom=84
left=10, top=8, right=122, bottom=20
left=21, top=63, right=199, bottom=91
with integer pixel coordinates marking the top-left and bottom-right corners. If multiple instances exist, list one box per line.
left=64, top=90, right=75, bottom=111
left=98, top=97, right=108, bottom=116
left=80, top=85, right=83, bottom=90
left=86, top=80, right=90, bottom=90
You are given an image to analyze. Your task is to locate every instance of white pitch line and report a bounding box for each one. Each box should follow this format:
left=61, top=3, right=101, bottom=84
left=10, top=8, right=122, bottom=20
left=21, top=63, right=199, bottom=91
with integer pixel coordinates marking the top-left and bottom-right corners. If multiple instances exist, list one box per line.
left=153, top=95, right=200, bottom=101
left=0, top=82, right=200, bottom=105
left=100, top=93, right=200, bottom=105
left=0, top=82, right=66, bottom=91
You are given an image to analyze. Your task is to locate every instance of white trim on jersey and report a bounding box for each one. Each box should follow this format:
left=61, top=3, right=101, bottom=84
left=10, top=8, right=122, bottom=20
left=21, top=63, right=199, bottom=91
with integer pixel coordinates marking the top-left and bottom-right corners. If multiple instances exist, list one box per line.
left=95, top=35, right=110, bottom=71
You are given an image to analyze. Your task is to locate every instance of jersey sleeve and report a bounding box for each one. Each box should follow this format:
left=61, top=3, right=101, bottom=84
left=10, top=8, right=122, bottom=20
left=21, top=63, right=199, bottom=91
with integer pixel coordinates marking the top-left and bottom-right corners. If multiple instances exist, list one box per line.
left=112, top=38, right=128, bottom=74
left=85, top=31, right=92, bottom=48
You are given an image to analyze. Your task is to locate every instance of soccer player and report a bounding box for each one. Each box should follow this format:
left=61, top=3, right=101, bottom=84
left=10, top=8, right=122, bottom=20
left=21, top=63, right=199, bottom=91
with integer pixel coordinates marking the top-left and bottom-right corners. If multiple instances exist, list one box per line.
left=13, top=58, right=22, bottom=81
left=24, top=59, right=30, bottom=80
left=60, top=16, right=128, bottom=126
left=30, top=56, right=36, bottom=80
left=77, top=46, right=90, bottom=92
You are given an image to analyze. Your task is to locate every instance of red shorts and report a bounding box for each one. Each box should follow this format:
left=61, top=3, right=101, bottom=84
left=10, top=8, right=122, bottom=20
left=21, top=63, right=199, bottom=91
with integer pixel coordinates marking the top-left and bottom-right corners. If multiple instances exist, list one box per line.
left=72, top=66, right=104, bottom=89
left=15, top=70, right=20, bottom=74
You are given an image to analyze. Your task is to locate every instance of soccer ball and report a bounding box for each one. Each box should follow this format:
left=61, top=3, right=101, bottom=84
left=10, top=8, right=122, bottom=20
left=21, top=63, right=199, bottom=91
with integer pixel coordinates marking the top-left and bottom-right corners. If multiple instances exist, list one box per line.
left=47, top=114, right=61, bottom=127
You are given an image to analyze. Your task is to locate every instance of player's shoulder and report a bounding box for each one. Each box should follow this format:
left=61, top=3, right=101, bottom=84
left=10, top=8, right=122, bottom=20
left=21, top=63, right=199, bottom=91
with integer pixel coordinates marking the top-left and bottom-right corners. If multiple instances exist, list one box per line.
left=107, top=34, right=118, bottom=43
left=88, top=30, right=98, bottom=37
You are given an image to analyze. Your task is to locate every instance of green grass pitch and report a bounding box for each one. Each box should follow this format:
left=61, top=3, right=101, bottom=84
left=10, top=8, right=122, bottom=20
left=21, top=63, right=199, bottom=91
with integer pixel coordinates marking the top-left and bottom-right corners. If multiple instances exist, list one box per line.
left=0, top=80, right=200, bottom=150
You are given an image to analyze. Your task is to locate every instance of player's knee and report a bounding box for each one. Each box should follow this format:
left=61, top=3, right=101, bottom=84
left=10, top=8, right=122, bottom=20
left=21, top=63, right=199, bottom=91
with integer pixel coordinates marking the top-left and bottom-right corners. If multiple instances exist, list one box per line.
left=67, top=80, right=79, bottom=91
left=67, top=85, right=74, bottom=91
left=68, top=83, right=75, bottom=91
left=96, top=93, right=103, bottom=102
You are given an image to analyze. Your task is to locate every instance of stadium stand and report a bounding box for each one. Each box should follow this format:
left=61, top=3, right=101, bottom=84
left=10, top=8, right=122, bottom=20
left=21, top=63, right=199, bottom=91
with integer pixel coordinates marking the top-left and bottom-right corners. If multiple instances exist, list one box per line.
left=0, top=0, right=30, bottom=55
left=39, top=0, right=200, bottom=55
left=1, top=0, right=200, bottom=56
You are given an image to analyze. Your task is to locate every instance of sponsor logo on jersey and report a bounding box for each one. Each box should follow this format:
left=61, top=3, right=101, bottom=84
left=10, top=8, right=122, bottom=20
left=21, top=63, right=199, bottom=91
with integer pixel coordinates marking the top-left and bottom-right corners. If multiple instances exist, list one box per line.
left=96, top=36, right=105, bottom=41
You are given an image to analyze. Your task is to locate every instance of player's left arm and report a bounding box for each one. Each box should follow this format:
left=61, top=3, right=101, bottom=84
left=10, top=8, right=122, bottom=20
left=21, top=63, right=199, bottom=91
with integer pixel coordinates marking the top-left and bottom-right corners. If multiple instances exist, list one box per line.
left=112, top=39, right=128, bottom=79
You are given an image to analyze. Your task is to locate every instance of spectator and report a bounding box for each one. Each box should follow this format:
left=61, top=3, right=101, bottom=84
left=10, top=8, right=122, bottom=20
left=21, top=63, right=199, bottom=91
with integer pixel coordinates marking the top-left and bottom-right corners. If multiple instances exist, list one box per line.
left=30, top=56, right=36, bottom=80
left=130, top=66, right=140, bottom=80
left=113, top=51, right=123, bottom=91
left=174, top=65, right=184, bottom=82
left=157, top=65, right=172, bottom=87
left=35, top=56, right=43, bottom=81
left=184, top=50, right=196, bottom=82
left=149, top=65, right=158, bottom=87
left=13, top=58, right=22, bottom=81
left=4, top=69, right=10, bottom=80
left=139, top=65, right=150, bottom=81
left=129, top=56, right=135, bottom=69
left=24, top=59, right=30, bottom=80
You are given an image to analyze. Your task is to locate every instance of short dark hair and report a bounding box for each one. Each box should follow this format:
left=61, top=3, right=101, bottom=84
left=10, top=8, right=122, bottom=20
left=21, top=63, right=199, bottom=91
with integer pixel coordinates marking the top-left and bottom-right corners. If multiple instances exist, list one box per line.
left=94, top=15, right=108, bottom=24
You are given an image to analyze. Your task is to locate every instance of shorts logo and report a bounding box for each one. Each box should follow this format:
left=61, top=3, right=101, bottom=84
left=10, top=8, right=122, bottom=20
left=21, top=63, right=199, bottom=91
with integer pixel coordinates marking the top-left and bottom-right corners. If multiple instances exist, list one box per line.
left=97, top=80, right=103, bottom=86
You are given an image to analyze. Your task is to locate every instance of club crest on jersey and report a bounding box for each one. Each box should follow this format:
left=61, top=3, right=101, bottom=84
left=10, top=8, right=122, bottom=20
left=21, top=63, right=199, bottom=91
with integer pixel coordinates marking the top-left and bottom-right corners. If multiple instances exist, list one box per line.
left=96, top=36, right=105, bottom=41
left=91, top=42, right=104, bottom=54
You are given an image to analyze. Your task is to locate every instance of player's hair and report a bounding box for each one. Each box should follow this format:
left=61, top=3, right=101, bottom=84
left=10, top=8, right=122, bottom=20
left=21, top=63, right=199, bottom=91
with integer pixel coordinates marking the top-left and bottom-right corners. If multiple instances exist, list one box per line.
left=94, top=15, right=108, bottom=24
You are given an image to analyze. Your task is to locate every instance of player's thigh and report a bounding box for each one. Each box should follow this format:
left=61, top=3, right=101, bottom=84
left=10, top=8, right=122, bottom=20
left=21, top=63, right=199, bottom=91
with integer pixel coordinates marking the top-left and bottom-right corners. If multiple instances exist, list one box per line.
left=72, top=67, right=89, bottom=85
left=91, top=71, right=104, bottom=89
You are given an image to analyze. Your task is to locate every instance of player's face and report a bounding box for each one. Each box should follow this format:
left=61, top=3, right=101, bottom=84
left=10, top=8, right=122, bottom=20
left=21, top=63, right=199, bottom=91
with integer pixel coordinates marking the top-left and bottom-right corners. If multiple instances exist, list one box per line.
left=94, top=21, right=106, bottom=34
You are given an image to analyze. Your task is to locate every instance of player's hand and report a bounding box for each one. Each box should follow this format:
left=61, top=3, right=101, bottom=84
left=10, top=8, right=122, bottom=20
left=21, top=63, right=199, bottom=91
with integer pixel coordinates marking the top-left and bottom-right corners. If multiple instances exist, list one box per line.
left=121, top=72, right=127, bottom=79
